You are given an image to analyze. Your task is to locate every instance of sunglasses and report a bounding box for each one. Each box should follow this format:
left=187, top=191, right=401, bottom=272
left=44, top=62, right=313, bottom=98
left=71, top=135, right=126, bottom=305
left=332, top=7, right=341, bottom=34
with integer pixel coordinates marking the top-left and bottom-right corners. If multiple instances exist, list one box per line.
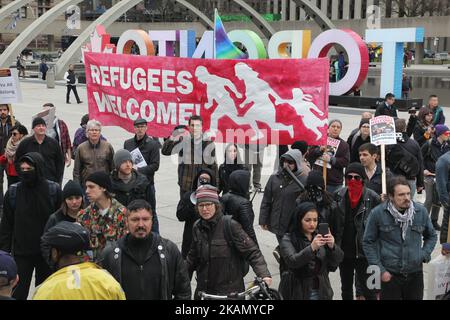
left=346, top=174, right=362, bottom=181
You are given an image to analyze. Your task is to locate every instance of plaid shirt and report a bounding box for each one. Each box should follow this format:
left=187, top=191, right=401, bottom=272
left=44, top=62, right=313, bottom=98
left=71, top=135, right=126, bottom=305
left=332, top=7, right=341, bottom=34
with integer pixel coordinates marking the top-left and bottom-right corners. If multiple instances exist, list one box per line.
left=77, top=198, right=127, bottom=260
left=57, top=120, right=72, bottom=158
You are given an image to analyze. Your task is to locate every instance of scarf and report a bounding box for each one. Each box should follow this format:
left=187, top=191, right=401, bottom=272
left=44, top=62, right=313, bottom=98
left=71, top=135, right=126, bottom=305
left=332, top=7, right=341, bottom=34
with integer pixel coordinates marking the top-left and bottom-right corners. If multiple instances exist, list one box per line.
left=387, top=201, right=415, bottom=240
left=347, top=179, right=364, bottom=209
left=5, top=136, right=21, bottom=162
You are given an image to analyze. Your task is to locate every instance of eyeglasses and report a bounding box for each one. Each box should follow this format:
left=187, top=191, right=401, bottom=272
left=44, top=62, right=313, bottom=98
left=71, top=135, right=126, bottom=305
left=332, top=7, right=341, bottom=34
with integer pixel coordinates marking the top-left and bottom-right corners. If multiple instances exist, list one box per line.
left=198, top=202, right=214, bottom=209
left=346, top=174, right=362, bottom=181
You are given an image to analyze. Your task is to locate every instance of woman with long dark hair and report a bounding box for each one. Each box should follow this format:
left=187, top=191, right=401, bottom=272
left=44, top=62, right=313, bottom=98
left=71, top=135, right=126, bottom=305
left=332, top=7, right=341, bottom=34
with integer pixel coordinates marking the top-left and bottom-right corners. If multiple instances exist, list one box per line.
left=414, top=107, right=434, bottom=147
left=279, top=202, right=343, bottom=300
left=218, top=144, right=246, bottom=194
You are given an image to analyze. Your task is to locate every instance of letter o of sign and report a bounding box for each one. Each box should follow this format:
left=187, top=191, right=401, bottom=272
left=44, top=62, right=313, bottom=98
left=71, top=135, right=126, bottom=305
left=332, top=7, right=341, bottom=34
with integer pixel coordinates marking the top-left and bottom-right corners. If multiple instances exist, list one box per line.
left=307, top=29, right=369, bottom=96
left=116, top=30, right=155, bottom=56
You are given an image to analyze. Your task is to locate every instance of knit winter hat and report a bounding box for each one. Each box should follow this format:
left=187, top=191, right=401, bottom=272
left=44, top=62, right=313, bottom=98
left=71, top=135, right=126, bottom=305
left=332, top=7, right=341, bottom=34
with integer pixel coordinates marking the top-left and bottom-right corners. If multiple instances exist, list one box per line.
left=345, top=162, right=368, bottom=181
left=63, top=180, right=83, bottom=199
left=359, top=118, right=370, bottom=128
left=113, top=149, right=133, bottom=169
left=191, top=184, right=219, bottom=205
left=86, top=171, right=112, bottom=192
left=32, top=117, right=46, bottom=129
left=306, top=171, right=325, bottom=189
left=435, top=124, right=450, bottom=137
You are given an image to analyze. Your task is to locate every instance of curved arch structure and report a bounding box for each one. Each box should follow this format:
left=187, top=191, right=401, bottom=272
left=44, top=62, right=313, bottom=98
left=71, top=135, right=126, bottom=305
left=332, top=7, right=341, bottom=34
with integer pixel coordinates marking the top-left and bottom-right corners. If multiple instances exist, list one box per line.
left=0, top=0, right=85, bottom=68
left=55, top=0, right=214, bottom=79
left=292, top=0, right=336, bottom=30
left=230, top=0, right=275, bottom=38
left=0, top=0, right=33, bottom=23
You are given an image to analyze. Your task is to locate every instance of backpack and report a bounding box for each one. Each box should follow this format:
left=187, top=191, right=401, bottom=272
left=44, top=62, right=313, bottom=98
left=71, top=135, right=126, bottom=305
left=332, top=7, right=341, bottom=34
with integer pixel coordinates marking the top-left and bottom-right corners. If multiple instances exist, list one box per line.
left=9, top=180, right=60, bottom=211
left=387, top=143, right=420, bottom=178
left=223, top=215, right=250, bottom=277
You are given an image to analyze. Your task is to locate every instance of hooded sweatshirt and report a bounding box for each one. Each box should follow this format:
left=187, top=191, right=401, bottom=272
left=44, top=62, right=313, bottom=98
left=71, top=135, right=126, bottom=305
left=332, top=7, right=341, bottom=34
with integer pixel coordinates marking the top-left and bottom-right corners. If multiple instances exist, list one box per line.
left=0, top=152, right=62, bottom=255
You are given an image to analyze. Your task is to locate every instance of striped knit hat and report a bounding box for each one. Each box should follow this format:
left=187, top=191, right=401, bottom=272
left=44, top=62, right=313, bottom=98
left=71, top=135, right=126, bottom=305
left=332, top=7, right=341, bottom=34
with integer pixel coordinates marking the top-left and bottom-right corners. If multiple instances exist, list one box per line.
left=192, top=184, right=219, bottom=205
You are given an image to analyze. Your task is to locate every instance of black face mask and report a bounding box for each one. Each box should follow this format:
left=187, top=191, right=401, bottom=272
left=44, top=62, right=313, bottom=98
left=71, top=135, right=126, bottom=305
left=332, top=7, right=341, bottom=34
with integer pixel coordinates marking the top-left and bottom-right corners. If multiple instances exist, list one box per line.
left=307, top=186, right=324, bottom=203
left=19, top=170, right=37, bottom=186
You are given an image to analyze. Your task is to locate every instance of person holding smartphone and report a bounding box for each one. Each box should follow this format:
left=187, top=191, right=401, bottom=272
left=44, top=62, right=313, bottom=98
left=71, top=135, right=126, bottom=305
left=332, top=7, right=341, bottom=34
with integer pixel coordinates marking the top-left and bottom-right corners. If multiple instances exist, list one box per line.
left=279, top=202, right=343, bottom=300
left=335, top=163, right=381, bottom=300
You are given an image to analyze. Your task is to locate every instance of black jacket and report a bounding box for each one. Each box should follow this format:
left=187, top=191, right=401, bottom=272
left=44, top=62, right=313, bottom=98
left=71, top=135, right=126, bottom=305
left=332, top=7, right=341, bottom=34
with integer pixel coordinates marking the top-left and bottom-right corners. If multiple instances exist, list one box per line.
left=366, top=164, right=392, bottom=196
left=187, top=211, right=270, bottom=298
left=375, top=103, right=398, bottom=118
left=413, top=121, right=432, bottom=148
left=124, top=135, right=160, bottom=185
left=176, top=168, right=217, bottom=259
left=111, top=169, right=149, bottom=207
left=421, top=138, right=450, bottom=174
left=335, top=187, right=381, bottom=258
left=100, top=233, right=191, bottom=300
left=260, top=150, right=307, bottom=236
left=15, top=135, right=64, bottom=184
left=218, top=163, right=247, bottom=194
left=0, top=152, right=62, bottom=255
left=279, top=232, right=344, bottom=300
left=308, top=137, right=350, bottom=186
left=386, top=132, right=424, bottom=188
left=44, top=208, right=76, bottom=234
left=346, top=132, right=370, bottom=163
left=221, top=170, right=257, bottom=245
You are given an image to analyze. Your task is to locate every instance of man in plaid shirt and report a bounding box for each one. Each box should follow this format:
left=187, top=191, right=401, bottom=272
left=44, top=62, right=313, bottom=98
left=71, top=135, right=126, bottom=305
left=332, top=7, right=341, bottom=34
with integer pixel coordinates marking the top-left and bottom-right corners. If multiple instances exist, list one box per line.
left=42, top=103, right=72, bottom=169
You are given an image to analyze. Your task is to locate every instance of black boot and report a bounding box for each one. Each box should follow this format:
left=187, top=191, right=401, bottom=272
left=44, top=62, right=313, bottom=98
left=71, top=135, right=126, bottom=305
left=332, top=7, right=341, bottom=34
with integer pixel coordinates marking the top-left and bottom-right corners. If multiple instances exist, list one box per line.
left=432, top=220, right=441, bottom=231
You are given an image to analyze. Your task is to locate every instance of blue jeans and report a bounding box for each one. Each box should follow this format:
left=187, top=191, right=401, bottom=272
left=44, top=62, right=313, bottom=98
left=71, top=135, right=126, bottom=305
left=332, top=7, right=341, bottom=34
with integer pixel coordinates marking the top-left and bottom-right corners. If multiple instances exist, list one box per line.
left=147, top=184, right=159, bottom=234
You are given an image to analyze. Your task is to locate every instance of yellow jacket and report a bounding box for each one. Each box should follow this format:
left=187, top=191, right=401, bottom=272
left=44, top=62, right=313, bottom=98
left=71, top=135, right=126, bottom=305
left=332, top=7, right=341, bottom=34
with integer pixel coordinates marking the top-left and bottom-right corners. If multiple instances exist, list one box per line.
left=33, top=262, right=126, bottom=300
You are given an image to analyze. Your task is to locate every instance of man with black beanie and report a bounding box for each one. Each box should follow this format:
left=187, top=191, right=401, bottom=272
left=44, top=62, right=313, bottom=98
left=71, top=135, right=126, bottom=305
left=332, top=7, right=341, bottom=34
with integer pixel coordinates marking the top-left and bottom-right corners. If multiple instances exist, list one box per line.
left=15, top=117, right=64, bottom=185
left=334, top=162, right=380, bottom=300
left=0, top=152, right=62, bottom=299
left=77, top=171, right=127, bottom=261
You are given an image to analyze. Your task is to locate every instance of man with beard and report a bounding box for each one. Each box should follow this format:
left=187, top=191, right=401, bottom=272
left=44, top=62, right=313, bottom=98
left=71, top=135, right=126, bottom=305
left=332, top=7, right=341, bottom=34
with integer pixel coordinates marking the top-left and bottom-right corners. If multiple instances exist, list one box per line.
left=100, top=200, right=191, bottom=300
left=0, top=152, right=62, bottom=299
left=363, top=176, right=437, bottom=300
left=335, top=163, right=380, bottom=300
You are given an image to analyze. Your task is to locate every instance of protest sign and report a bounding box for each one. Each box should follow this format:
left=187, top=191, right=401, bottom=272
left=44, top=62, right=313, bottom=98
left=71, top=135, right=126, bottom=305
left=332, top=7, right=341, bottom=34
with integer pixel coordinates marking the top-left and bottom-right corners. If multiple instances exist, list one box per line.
left=32, top=107, right=56, bottom=129
left=427, top=254, right=450, bottom=300
left=0, top=68, right=22, bottom=104
left=369, top=116, right=396, bottom=146
left=314, top=137, right=341, bottom=169
left=130, top=148, right=147, bottom=168
left=84, top=52, right=329, bottom=145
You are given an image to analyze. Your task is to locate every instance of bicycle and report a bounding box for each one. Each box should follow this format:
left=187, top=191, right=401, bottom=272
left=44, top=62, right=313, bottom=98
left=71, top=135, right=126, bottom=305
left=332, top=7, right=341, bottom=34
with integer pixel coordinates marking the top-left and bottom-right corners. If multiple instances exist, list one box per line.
left=198, top=277, right=282, bottom=300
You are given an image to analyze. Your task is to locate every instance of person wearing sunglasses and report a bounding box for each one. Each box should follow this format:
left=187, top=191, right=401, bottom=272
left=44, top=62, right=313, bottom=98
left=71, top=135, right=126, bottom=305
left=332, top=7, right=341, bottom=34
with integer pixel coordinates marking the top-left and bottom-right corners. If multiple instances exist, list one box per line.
left=334, top=163, right=381, bottom=300
left=421, top=124, right=450, bottom=232
left=0, top=124, right=28, bottom=188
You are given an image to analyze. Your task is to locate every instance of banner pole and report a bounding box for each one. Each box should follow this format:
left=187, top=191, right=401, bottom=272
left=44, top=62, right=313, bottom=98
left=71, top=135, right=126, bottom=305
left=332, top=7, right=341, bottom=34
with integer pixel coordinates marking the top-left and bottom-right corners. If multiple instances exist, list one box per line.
left=323, top=161, right=327, bottom=191
left=381, top=144, right=386, bottom=196
left=9, top=104, right=15, bottom=127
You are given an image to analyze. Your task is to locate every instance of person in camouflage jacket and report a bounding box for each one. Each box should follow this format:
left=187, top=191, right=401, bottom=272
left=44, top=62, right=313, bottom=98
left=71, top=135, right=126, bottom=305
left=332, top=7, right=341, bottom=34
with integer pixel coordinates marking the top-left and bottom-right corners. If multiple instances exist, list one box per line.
left=77, top=172, right=127, bottom=261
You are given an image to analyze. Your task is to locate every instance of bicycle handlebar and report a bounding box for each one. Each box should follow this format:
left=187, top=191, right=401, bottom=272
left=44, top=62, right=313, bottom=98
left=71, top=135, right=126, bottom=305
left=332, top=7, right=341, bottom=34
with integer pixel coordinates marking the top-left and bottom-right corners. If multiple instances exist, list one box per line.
left=199, top=277, right=270, bottom=300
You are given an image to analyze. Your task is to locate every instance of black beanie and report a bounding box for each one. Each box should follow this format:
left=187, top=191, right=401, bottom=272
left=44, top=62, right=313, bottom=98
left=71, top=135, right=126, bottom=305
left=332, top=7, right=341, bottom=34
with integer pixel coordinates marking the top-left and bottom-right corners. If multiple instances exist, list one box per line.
left=32, top=117, right=46, bottom=129
left=345, top=162, right=367, bottom=181
left=86, top=171, right=112, bottom=192
left=306, top=171, right=325, bottom=189
left=291, top=141, right=308, bottom=155
left=359, top=118, right=370, bottom=128
left=63, top=180, right=83, bottom=199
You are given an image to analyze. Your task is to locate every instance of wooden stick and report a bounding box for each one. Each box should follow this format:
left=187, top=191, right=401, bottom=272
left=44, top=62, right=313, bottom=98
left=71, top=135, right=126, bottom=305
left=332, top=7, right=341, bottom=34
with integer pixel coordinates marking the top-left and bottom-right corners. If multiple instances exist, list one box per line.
left=323, top=160, right=327, bottom=191
left=9, top=104, right=15, bottom=127
left=381, top=144, right=387, bottom=196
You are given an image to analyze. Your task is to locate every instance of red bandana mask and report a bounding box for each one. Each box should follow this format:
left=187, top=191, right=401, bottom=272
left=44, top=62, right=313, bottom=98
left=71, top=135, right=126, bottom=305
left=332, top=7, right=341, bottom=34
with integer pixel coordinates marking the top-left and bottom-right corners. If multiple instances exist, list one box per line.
left=347, top=179, right=364, bottom=209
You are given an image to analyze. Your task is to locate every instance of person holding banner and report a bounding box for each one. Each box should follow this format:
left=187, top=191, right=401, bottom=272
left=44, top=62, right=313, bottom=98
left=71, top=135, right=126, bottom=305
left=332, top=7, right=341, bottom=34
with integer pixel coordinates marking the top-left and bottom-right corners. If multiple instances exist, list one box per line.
left=421, top=124, right=450, bottom=231
left=363, top=176, right=437, bottom=300
left=161, top=115, right=218, bottom=198
left=308, top=120, right=350, bottom=193
left=359, top=143, right=392, bottom=196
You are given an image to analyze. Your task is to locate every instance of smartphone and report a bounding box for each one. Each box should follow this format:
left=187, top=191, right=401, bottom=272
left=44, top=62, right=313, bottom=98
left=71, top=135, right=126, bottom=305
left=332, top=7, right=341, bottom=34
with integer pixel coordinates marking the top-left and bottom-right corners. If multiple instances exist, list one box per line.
left=318, top=223, right=329, bottom=236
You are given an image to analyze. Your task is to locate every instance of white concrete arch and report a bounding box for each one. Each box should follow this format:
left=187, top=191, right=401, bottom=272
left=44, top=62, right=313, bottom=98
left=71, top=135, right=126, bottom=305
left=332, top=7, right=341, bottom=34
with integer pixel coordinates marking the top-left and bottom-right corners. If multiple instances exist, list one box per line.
left=292, top=0, right=336, bottom=30
left=0, top=0, right=34, bottom=23
left=0, top=0, right=85, bottom=68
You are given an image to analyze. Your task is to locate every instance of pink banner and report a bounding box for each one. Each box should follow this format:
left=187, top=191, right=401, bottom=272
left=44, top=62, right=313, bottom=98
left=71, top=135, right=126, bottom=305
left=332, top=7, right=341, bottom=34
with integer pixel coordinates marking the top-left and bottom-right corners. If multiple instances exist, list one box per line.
left=85, top=52, right=329, bottom=145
